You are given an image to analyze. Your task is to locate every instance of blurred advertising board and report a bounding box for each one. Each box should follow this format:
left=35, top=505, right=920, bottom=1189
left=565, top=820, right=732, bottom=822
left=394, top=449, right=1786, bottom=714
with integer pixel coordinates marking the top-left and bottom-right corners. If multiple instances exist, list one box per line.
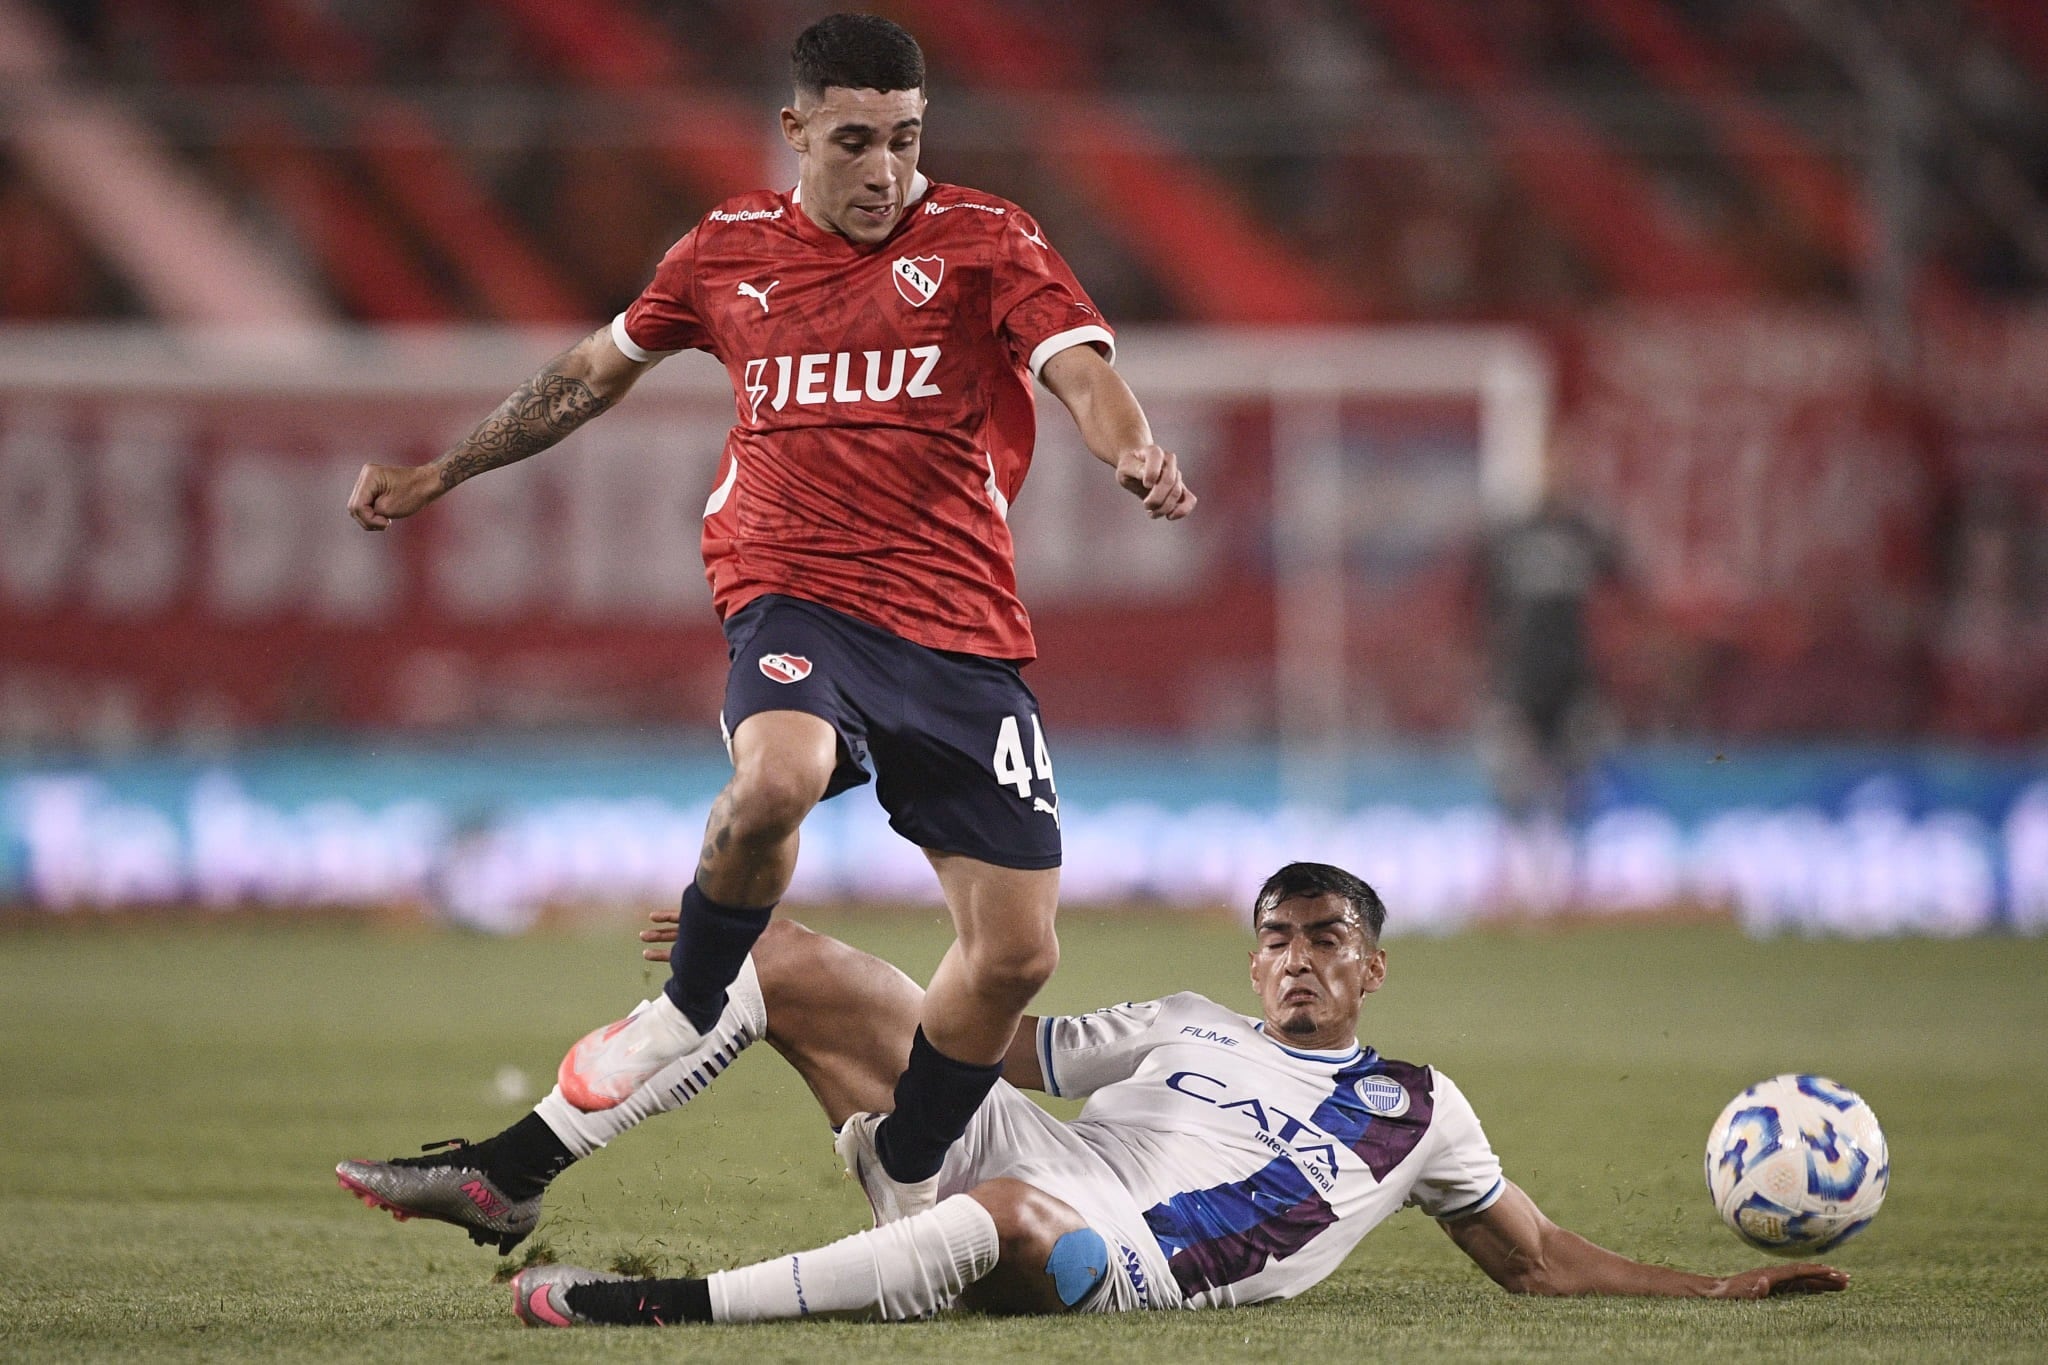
left=2, top=743, right=2042, bottom=936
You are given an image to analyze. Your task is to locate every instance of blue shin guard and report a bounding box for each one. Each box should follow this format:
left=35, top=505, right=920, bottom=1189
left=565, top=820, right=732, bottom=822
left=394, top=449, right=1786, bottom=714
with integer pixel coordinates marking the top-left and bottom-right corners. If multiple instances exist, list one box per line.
left=1046, top=1228, right=1110, bottom=1309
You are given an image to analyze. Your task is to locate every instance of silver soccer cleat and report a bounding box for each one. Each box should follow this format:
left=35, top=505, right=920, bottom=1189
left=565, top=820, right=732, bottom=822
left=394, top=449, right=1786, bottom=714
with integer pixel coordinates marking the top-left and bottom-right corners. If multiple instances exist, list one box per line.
left=833, top=1111, right=940, bottom=1226
left=509, top=1264, right=629, bottom=1327
left=335, top=1141, right=540, bottom=1253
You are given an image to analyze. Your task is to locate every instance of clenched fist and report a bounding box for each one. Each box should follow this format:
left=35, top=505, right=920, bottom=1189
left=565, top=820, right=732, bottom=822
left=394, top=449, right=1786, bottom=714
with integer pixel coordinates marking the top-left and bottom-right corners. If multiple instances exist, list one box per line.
left=1114, top=444, right=1197, bottom=520
left=348, top=463, right=444, bottom=530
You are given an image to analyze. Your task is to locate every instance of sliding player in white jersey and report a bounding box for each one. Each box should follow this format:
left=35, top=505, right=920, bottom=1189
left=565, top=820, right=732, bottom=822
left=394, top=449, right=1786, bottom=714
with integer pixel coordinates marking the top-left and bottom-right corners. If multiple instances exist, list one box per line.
left=338, top=863, right=1846, bottom=1324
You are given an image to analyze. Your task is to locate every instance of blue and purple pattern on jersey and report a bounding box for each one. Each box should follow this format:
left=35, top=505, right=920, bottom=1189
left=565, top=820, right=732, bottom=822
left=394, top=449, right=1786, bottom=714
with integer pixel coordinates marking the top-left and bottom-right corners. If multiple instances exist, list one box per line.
left=1141, top=1056, right=1436, bottom=1299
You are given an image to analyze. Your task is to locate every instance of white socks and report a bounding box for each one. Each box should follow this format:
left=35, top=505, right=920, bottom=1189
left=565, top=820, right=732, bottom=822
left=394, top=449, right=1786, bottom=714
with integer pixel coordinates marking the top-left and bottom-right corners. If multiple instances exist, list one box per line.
left=707, top=1194, right=1001, bottom=1322
left=535, top=957, right=768, bottom=1158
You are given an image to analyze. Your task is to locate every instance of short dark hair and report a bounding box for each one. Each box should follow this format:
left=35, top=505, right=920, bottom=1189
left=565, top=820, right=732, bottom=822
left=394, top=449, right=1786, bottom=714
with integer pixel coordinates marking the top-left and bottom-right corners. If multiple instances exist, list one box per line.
left=792, top=14, right=925, bottom=99
left=1252, top=862, right=1387, bottom=941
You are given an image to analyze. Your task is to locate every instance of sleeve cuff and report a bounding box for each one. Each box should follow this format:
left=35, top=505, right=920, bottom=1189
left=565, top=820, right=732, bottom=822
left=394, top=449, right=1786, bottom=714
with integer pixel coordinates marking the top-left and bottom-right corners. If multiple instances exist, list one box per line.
left=1433, top=1177, right=1507, bottom=1221
left=1028, top=324, right=1116, bottom=382
left=610, top=312, right=673, bottom=363
left=1037, top=1017, right=1063, bottom=1098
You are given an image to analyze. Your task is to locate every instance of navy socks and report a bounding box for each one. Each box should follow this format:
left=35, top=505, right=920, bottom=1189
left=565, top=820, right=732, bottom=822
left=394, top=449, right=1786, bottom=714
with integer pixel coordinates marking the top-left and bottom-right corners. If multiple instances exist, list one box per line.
left=664, top=882, right=776, bottom=1034
left=876, top=1027, right=1004, bottom=1184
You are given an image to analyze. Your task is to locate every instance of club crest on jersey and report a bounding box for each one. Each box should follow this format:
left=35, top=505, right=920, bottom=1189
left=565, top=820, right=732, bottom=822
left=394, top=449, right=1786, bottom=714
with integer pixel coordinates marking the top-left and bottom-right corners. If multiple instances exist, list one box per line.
left=758, top=653, right=812, bottom=685
left=1354, top=1073, right=1411, bottom=1117
left=892, top=255, right=944, bottom=307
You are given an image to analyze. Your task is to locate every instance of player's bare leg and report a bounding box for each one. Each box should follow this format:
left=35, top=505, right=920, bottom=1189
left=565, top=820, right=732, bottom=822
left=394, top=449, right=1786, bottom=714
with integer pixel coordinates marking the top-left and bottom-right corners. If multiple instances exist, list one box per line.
left=695, top=710, right=838, bottom=907
left=920, top=856, right=1060, bottom=1063
left=557, top=711, right=837, bottom=1109
left=751, top=921, right=922, bottom=1123
left=858, top=856, right=1060, bottom=1206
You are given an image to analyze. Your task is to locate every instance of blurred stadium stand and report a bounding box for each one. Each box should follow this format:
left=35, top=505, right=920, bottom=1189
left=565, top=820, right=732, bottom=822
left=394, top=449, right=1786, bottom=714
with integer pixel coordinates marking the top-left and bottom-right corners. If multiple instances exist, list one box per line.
left=0, top=0, right=2043, bottom=927
left=6, top=0, right=2045, bottom=321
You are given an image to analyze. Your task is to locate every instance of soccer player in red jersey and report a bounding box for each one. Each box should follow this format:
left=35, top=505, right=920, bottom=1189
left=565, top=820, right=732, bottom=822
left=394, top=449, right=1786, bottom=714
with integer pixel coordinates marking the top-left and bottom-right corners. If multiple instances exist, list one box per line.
left=345, top=14, right=1194, bottom=1215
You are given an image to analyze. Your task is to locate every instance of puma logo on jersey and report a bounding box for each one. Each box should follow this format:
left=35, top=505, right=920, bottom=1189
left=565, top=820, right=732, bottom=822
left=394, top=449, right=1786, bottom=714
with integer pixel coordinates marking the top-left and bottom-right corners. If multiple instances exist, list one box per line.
left=759, top=653, right=812, bottom=684
left=742, top=346, right=942, bottom=420
left=736, top=280, right=779, bottom=313
left=1033, top=795, right=1060, bottom=827
left=892, top=255, right=944, bottom=307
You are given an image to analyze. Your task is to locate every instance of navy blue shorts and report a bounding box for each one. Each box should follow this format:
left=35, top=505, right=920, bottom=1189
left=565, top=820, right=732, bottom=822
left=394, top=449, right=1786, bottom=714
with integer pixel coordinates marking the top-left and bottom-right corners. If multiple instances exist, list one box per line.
left=720, top=594, right=1062, bottom=871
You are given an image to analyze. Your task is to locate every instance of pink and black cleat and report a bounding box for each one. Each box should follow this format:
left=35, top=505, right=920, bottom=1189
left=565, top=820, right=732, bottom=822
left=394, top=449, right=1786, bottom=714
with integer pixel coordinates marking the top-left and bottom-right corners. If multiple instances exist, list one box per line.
left=335, top=1138, right=540, bottom=1253
left=510, top=1265, right=627, bottom=1327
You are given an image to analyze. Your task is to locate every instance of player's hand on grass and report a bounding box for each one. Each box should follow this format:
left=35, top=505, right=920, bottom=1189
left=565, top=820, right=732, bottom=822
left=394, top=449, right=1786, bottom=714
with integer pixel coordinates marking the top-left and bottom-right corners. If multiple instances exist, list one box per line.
left=1706, top=1262, right=1848, bottom=1298
left=348, top=462, right=444, bottom=530
left=1115, top=444, right=1196, bottom=521
left=640, top=907, right=680, bottom=961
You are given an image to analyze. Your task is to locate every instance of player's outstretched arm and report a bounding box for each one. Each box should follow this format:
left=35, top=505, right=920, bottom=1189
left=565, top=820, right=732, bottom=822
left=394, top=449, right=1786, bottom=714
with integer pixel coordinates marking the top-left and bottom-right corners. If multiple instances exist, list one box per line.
left=347, top=325, right=657, bottom=530
left=1039, top=344, right=1195, bottom=521
left=1442, top=1181, right=1849, bottom=1299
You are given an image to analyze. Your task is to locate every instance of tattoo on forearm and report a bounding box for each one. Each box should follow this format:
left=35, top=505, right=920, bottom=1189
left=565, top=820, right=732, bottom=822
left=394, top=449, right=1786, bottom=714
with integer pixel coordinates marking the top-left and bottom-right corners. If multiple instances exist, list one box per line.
left=434, top=349, right=613, bottom=490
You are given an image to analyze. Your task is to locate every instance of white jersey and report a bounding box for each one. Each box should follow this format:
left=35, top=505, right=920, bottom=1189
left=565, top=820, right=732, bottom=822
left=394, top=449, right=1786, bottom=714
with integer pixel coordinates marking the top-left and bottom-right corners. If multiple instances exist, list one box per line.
left=1035, top=992, right=1505, bottom=1309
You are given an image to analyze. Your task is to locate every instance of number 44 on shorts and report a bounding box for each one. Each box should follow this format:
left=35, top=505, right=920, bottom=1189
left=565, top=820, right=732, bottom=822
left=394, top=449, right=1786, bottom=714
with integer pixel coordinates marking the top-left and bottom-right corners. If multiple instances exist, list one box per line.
left=992, top=714, right=1055, bottom=801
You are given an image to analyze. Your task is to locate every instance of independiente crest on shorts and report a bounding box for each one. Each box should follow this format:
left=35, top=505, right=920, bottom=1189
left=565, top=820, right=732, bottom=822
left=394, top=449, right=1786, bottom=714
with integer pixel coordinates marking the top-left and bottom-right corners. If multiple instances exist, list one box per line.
left=759, top=653, right=813, bottom=684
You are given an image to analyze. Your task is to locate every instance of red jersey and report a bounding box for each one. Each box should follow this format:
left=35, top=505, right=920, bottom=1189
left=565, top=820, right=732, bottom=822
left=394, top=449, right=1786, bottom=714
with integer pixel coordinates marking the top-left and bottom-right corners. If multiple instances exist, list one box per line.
left=614, top=174, right=1114, bottom=661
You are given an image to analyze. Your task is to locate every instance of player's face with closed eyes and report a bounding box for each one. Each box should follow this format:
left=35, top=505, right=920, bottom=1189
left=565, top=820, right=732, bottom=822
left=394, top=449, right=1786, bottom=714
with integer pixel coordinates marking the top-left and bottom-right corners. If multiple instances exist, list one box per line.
left=784, top=86, right=925, bottom=246
left=1249, top=893, right=1385, bottom=1049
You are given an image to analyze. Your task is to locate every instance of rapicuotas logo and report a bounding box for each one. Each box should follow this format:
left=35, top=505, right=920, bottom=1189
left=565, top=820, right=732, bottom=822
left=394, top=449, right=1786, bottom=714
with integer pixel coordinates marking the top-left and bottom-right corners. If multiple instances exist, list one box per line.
left=759, top=654, right=812, bottom=685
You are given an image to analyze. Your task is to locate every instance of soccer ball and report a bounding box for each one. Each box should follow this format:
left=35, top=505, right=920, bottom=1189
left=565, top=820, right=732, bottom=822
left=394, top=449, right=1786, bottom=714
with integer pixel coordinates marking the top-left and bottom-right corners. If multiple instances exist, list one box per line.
left=1704, top=1074, right=1888, bottom=1255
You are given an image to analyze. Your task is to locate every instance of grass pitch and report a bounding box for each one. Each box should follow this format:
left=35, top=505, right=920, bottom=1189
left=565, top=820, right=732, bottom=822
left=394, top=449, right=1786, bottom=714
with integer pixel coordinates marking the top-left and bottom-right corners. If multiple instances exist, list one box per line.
left=2, top=910, right=2045, bottom=1362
